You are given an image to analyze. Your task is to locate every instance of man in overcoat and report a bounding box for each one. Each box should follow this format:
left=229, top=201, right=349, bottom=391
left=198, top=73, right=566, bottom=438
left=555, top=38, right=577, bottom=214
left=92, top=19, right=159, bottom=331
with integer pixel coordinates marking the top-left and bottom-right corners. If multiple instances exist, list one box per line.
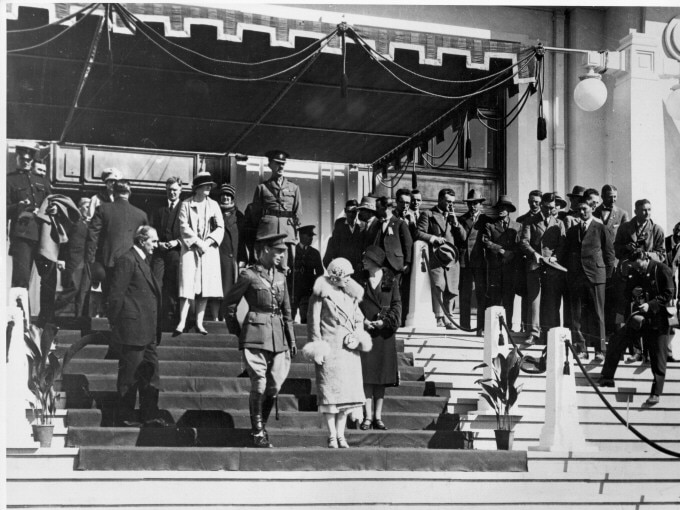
left=483, top=195, right=521, bottom=329
left=459, top=189, right=491, bottom=335
left=224, top=232, right=297, bottom=448
left=416, top=188, right=466, bottom=328
left=323, top=199, right=366, bottom=278
left=108, top=226, right=164, bottom=426
left=520, top=192, right=567, bottom=344
left=562, top=197, right=615, bottom=360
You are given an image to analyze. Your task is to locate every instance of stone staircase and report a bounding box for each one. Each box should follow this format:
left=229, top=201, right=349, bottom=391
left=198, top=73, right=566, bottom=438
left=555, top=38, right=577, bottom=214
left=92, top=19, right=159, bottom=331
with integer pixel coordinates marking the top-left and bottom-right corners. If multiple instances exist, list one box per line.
left=7, top=320, right=680, bottom=508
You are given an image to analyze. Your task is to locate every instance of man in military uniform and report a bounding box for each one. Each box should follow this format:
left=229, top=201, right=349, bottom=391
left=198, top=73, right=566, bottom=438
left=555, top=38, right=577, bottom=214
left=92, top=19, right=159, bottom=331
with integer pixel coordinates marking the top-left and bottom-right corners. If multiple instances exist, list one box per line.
left=249, top=150, right=301, bottom=295
left=7, top=142, right=55, bottom=323
left=224, top=232, right=297, bottom=448
left=292, top=225, right=323, bottom=323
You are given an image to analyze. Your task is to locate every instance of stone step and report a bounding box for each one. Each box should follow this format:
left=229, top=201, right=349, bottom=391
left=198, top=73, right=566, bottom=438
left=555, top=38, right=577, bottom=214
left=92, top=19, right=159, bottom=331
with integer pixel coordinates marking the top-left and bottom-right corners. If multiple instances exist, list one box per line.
left=63, top=359, right=425, bottom=381
left=56, top=375, right=439, bottom=398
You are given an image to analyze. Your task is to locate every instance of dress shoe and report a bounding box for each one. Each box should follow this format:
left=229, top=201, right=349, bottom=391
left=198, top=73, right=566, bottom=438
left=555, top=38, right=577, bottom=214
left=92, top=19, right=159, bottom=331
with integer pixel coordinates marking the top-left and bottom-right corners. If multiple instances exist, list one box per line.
left=143, top=417, right=172, bottom=428
left=576, top=351, right=589, bottom=361
left=337, top=436, right=349, bottom=449
left=436, top=317, right=445, bottom=328
left=359, top=418, right=372, bottom=431
left=445, top=322, right=457, bottom=330
left=172, top=329, right=182, bottom=337
left=252, top=431, right=272, bottom=448
left=626, top=352, right=643, bottom=363
left=372, top=419, right=387, bottom=430
left=597, top=378, right=615, bottom=388
left=328, top=436, right=338, bottom=449
left=195, top=326, right=208, bottom=336
left=594, top=351, right=605, bottom=362
left=523, top=336, right=537, bottom=346
left=645, top=395, right=660, bottom=406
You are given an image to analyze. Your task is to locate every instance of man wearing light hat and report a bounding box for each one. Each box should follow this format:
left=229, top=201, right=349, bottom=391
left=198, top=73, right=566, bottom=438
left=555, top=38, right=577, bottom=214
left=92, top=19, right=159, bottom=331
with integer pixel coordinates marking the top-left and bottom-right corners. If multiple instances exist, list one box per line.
left=7, top=142, right=54, bottom=314
left=323, top=199, right=366, bottom=280
left=292, top=225, right=324, bottom=323
left=483, top=195, right=521, bottom=328
left=459, top=189, right=492, bottom=335
left=223, top=230, right=297, bottom=448
left=87, top=167, right=122, bottom=221
left=250, top=150, right=301, bottom=293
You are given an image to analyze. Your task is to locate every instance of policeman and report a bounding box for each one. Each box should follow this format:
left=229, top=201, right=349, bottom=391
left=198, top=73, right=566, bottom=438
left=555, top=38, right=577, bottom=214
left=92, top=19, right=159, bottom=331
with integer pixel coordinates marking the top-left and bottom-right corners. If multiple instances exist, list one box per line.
left=7, top=142, right=55, bottom=323
left=249, top=150, right=301, bottom=294
left=223, top=232, right=297, bottom=448
left=292, top=225, right=324, bottom=323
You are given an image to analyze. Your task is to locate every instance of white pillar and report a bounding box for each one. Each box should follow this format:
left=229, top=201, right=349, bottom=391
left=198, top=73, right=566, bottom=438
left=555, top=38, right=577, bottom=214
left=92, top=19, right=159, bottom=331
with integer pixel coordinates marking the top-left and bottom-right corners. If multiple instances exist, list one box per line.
left=475, top=306, right=511, bottom=414
left=404, top=241, right=437, bottom=329
left=6, top=288, right=40, bottom=449
left=531, top=327, right=596, bottom=452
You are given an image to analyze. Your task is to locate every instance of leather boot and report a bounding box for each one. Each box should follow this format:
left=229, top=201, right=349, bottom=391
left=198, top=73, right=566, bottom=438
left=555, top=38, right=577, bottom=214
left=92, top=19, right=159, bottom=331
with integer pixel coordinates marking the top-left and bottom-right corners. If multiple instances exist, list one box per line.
left=249, top=393, right=271, bottom=448
left=261, top=395, right=277, bottom=424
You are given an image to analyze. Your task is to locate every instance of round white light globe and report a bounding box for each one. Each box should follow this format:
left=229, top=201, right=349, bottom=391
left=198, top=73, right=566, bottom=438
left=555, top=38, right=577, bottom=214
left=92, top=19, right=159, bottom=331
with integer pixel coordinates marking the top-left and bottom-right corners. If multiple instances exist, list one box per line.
left=573, top=76, right=608, bottom=112
left=666, top=86, right=680, bottom=120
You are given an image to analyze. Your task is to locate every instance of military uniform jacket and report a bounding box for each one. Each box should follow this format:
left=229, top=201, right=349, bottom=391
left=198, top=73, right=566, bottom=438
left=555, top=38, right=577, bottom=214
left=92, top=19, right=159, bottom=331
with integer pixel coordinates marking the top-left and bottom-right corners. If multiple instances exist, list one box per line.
left=520, top=213, right=566, bottom=272
left=459, top=212, right=491, bottom=269
left=416, top=206, right=466, bottom=293
left=224, top=264, right=296, bottom=352
left=6, top=170, right=52, bottom=242
left=563, top=220, right=615, bottom=284
left=108, top=248, right=161, bottom=346
left=294, top=245, right=324, bottom=301
left=614, top=219, right=666, bottom=263
left=251, top=177, right=301, bottom=243
left=483, top=217, right=521, bottom=271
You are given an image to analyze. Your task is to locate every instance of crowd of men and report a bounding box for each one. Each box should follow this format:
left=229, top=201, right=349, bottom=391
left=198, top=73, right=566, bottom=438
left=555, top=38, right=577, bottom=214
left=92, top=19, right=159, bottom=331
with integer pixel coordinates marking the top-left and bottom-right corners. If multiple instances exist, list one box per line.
left=7, top=142, right=680, bottom=426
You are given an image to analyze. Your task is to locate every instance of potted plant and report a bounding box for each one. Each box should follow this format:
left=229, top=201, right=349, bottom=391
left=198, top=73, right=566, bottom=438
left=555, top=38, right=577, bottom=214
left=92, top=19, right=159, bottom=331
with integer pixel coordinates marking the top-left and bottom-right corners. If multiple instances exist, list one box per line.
left=474, top=346, right=524, bottom=450
left=25, top=323, right=63, bottom=447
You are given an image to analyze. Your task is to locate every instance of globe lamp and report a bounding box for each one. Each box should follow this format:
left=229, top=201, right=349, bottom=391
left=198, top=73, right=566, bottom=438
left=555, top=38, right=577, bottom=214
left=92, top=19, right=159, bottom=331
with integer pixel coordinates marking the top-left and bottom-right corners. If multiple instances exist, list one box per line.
left=573, top=66, right=607, bottom=112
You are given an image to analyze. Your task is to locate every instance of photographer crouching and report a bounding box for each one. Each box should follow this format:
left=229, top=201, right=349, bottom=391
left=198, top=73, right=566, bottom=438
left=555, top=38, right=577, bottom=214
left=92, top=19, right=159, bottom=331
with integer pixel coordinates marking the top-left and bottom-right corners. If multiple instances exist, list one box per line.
left=598, top=250, right=675, bottom=405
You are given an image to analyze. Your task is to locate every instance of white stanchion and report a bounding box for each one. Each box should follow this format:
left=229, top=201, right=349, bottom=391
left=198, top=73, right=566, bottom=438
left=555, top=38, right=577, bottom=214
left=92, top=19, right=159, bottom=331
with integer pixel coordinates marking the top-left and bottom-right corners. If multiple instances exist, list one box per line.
left=474, top=306, right=511, bottom=414
left=6, top=288, right=40, bottom=449
left=404, top=241, right=437, bottom=329
left=531, top=327, right=597, bottom=452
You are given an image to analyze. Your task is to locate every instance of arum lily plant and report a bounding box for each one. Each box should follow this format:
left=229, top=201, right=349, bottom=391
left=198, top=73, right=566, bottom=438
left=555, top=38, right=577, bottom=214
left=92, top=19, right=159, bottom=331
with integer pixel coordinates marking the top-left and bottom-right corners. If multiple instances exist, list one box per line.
left=474, top=346, right=524, bottom=431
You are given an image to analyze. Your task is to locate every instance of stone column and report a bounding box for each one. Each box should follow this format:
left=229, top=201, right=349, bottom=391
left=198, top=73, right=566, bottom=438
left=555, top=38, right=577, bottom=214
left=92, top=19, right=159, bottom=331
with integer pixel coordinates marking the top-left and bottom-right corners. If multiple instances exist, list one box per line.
left=608, top=31, right=667, bottom=229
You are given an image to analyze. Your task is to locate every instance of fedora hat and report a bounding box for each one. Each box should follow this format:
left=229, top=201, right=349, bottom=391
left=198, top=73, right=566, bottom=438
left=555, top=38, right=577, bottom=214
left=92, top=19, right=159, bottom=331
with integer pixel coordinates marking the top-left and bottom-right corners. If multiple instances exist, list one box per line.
left=567, top=185, right=586, bottom=198
left=101, top=168, right=122, bottom=182
left=363, top=245, right=386, bottom=267
left=433, top=241, right=459, bottom=267
left=357, top=196, right=377, bottom=212
left=554, top=193, right=568, bottom=209
left=495, top=195, right=516, bottom=212
left=192, top=171, right=216, bottom=190
left=464, top=189, right=486, bottom=203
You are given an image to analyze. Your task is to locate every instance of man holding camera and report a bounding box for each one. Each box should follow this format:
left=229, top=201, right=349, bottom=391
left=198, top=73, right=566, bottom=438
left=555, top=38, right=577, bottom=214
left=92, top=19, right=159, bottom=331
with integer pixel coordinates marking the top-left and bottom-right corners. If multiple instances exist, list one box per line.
left=598, top=250, right=675, bottom=405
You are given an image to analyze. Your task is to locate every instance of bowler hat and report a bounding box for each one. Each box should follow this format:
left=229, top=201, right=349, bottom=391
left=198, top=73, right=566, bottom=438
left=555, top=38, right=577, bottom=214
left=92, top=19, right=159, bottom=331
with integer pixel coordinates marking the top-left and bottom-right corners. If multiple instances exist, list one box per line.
left=464, top=189, right=486, bottom=203
left=357, top=196, right=377, bottom=212
left=297, top=225, right=316, bottom=236
left=344, top=199, right=359, bottom=212
left=219, top=183, right=236, bottom=196
left=363, top=245, right=386, bottom=267
left=192, top=172, right=216, bottom=190
left=265, top=150, right=289, bottom=163
left=255, top=232, right=287, bottom=249
left=433, top=241, right=459, bottom=267
left=495, top=195, right=516, bottom=212
left=102, top=168, right=122, bottom=182
left=567, top=185, right=586, bottom=198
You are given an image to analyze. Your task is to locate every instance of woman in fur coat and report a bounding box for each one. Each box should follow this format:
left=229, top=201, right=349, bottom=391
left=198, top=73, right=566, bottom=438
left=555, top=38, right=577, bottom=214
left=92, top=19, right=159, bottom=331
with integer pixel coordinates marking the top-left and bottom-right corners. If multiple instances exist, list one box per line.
left=303, top=257, right=372, bottom=448
left=358, top=246, right=401, bottom=431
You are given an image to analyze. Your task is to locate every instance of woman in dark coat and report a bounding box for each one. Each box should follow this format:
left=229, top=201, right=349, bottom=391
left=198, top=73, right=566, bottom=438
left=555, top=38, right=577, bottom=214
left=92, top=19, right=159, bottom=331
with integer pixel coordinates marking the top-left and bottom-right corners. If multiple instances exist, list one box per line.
left=358, top=246, right=401, bottom=431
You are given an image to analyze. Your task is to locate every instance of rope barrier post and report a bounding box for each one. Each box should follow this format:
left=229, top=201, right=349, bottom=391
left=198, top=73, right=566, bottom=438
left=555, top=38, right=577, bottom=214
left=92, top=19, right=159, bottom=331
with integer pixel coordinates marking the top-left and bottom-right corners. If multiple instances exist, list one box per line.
left=531, top=327, right=597, bottom=452
left=474, top=306, right=511, bottom=414
left=404, top=241, right=437, bottom=329
left=6, top=288, right=40, bottom=449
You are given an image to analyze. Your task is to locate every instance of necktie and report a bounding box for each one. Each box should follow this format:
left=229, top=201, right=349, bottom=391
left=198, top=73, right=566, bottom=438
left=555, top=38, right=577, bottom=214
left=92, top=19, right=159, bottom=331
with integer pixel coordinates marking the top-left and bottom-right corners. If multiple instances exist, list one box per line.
left=581, top=221, right=587, bottom=236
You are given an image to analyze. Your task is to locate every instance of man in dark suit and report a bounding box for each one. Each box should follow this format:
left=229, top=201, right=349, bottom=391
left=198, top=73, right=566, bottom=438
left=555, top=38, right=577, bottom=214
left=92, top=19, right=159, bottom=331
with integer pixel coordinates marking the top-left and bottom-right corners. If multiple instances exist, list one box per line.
left=563, top=197, right=615, bottom=360
left=323, top=199, right=366, bottom=278
left=665, top=221, right=680, bottom=298
left=599, top=250, right=675, bottom=405
left=520, top=192, right=567, bottom=344
left=86, top=181, right=149, bottom=297
left=594, top=184, right=630, bottom=337
left=483, top=195, right=521, bottom=330
left=366, top=197, right=413, bottom=285
left=108, top=226, right=164, bottom=426
left=516, top=190, right=543, bottom=336
left=459, top=189, right=491, bottom=335
left=151, top=177, right=183, bottom=330
left=292, top=225, right=324, bottom=323
left=417, top=188, right=466, bottom=328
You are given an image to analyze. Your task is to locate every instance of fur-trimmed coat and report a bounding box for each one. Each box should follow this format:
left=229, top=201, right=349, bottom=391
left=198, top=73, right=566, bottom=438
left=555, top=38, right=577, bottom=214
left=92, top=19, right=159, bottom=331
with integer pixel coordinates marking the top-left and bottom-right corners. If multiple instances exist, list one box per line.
left=303, top=276, right=372, bottom=406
